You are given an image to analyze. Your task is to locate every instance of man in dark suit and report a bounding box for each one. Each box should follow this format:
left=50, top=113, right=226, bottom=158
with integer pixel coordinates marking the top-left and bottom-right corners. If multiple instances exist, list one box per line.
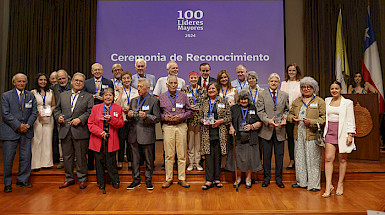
left=126, top=78, right=161, bottom=190
left=197, top=63, right=216, bottom=89
left=83, top=63, right=114, bottom=170
left=1, top=73, right=38, bottom=193
left=54, top=72, right=93, bottom=189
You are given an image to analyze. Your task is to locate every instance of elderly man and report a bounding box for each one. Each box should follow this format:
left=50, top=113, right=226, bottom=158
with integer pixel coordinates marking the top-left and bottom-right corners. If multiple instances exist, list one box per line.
left=257, top=73, right=289, bottom=189
left=111, top=63, right=123, bottom=88
left=54, top=73, right=93, bottom=189
left=1, top=73, right=37, bottom=193
left=153, top=61, right=185, bottom=97
left=231, top=64, right=249, bottom=92
left=126, top=78, right=160, bottom=190
left=49, top=71, right=58, bottom=87
left=197, top=63, right=216, bottom=89
left=132, top=59, right=157, bottom=95
left=159, top=75, right=193, bottom=189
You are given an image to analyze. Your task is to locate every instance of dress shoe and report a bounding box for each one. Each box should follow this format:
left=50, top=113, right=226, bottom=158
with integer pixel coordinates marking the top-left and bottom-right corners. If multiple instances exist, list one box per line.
left=88, top=165, right=95, bottom=171
left=112, top=182, right=120, bottom=189
left=292, top=184, right=307, bottom=189
left=79, top=181, right=87, bottom=189
left=309, top=188, right=320, bottom=192
left=127, top=181, right=141, bottom=190
left=16, top=181, right=33, bottom=188
left=33, top=168, right=40, bottom=172
left=178, top=180, right=190, bottom=188
left=59, top=181, right=75, bottom=189
left=117, top=162, right=123, bottom=170
left=162, top=180, right=173, bottom=189
left=99, top=184, right=105, bottom=190
left=4, top=185, right=12, bottom=193
left=195, top=164, right=204, bottom=171
left=57, top=161, right=64, bottom=169
left=276, top=182, right=285, bottom=188
left=161, top=163, right=165, bottom=170
left=262, top=181, right=270, bottom=187
left=146, top=181, right=154, bottom=190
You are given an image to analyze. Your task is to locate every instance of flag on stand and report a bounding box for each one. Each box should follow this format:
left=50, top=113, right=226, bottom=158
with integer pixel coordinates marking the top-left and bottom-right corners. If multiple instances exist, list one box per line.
left=335, top=9, right=350, bottom=94
left=362, top=7, right=384, bottom=113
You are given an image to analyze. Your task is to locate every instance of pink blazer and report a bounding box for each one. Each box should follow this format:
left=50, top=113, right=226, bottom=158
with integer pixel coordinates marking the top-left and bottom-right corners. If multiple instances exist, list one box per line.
left=88, top=103, right=124, bottom=152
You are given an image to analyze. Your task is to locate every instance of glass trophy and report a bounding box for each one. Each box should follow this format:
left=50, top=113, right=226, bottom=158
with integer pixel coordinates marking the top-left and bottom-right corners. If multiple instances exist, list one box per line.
left=274, top=113, right=282, bottom=124
left=239, top=121, right=247, bottom=131
left=204, top=113, right=214, bottom=125
left=298, top=110, right=306, bottom=120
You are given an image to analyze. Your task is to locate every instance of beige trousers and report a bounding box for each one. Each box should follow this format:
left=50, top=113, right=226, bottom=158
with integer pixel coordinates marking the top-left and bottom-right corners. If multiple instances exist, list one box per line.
left=163, top=123, right=188, bottom=181
left=187, top=125, right=201, bottom=164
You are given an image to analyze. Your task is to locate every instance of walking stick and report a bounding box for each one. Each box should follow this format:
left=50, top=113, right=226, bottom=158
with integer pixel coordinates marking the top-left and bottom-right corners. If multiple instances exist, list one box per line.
left=102, top=130, right=110, bottom=194
left=232, top=134, right=239, bottom=192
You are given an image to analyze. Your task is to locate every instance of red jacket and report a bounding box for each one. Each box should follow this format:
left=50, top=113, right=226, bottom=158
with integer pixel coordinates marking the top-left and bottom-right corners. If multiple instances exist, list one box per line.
left=88, top=103, right=124, bottom=152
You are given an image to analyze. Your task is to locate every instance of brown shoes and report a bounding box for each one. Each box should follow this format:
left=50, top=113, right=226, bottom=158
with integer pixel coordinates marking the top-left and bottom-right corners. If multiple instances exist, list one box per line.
left=59, top=181, right=75, bottom=189
left=162, top=180, right=173, bottom=188
left=79, top=181, right=87, bottom=189
left=178, top=180, right=190, bottom=188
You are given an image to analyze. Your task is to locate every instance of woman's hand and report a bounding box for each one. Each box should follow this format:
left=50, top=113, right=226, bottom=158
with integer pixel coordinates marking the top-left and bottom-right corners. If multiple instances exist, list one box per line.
left=244, top=124, right=252, bottom=131
left=346, top=134, right=353, bottom=146
left=292, top=116, right=301, bottom=122
left=101, top=131, right=108, bottom=139
left=191, top=104, right=199, bottom=111
left=229, top=125, right=236, bottom=136
left=212, top=119, right=224, bottom=128
left=104, top=115, right=111, bottom=121
left=303, top=118, right=311, bottom=126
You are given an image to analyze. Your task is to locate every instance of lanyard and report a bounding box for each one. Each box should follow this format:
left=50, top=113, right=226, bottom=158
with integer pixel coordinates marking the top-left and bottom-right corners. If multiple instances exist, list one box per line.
left=15, top=88, right=24, bottom=109
left=38, top=91, right=46, bottom=105
left=238, top=80, right=247, bottom=90
left=190, top=86, right=198, bottom=104
left=103, top=103, right=112, bottom=122
left=167, top=91, right=178, bottom=111
left=123, top=87, right=132, bottom=105
left=241, top=106, right=249, bottom=123
left=221, top=87, right=228, bottom=99
left=249, top=86, right=258, bottom=105
left=71, top=91, right=79, bottom=108
left=302, top=96, right=316, bottom=107
left=112, top=78, right=120, bottom=87
left=94, top=77, right=103, bottom=92
left=136, top=93, right=149, bottom=110
left=209, top=96, right=218, bottom=114
left=268, top=89, right=279, bottom=109
left=59, top=84, right=70, bottom=93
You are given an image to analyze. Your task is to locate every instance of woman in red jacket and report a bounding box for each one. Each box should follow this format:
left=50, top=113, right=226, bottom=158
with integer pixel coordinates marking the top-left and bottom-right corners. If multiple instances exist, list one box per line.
left=88, top=88, right=125, bottom=189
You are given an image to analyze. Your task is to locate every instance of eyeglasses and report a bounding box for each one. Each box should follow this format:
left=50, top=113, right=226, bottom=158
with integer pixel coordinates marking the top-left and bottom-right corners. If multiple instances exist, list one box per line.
left=301, top=85, right=312, bottom=89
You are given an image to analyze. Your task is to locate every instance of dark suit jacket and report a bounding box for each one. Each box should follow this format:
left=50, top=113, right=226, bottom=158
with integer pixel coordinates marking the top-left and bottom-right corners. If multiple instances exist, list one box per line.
left=83, top=77, right=114, bottom=105
left=0, top=88, right=38, bottom=140
left=197, top=76, right=217, bottom=88
left=127, top=95, right=160, bottom=145
left=53, top=90, right=94, bottom=140
left=52, top=83, right=72, bottom=104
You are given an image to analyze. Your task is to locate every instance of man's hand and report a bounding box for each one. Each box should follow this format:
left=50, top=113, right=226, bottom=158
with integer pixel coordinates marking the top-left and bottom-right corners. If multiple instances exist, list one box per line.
left=172, top=115, right=180, bottom=122
left=70, top=118, right=82, bottom=126
left=123, top=106, right=130, bottom=113
left=58, top=115, right=65, bottom=123
left=268, top=117, right=279, bottom=127
left=280, top=117, right=287, bottom=126
left=127, top=110, right=134, bottom=118
left=139, top=111, right=146, bottom=119
left=17, top=124, right=29, bottom=133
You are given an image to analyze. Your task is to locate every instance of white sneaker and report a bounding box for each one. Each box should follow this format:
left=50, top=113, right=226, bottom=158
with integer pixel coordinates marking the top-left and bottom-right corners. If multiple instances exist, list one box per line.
left=187, top=164, right=194, bottom=171
left=195, top=164, right=203, bottom=171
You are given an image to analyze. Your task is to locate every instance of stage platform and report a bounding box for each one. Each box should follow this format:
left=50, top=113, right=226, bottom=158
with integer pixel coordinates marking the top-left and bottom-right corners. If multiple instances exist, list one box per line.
left=1, top=141, right=385, bottom=214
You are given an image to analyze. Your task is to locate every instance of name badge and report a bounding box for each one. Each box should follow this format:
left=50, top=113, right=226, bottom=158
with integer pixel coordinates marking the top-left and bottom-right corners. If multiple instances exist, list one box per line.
left=150, top=86, right=154, bottom=90
left=25, top=101, right=32, bottom=109
left=113, top=112, right=118, bottom=117
left=176, top=103, right=183, bottom=108
left=142, top=105, right=150, bottom=111
left=218, top=103, right=225, bottom=108
left=102, top=85, right=109, bottom=89
left=187, top=93, right=192, bottom=97
left=310, top=103, right=318, bottom=107
left=249, top=110, right=255, bottom=115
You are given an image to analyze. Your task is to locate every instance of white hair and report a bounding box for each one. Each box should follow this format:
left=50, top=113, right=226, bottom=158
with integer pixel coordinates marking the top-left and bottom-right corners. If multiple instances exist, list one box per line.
left=138, top=78, right=151, bottom=88
left=268, top=73, right=280, bottom=82
left=300, top=76, right=319, bottom=95
left=135, top=59, right=147, bottom=68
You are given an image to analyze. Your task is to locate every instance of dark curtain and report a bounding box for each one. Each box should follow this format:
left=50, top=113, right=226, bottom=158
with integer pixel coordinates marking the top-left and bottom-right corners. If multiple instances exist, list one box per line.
left=304, top=0, right=384, bottom=97
left=6, top=0, right=96, bottom=90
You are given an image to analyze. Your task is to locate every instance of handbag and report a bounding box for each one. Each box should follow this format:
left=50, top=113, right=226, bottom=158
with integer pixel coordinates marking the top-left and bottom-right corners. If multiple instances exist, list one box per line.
left=316, top=121, right=325, bottom=148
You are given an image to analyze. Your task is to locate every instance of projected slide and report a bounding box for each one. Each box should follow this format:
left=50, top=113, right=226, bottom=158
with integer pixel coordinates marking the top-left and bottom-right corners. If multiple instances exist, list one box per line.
left=96, top=0, right=284, bottom=88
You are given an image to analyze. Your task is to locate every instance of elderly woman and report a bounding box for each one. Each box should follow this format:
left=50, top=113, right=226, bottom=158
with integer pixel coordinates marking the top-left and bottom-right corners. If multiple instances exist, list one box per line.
left=287, top=77, right=325, bottom=192
left=322, top=81, right=356, bottom=197
left=280, top=63, right=302, bottom=170
left=182, top=71, right=207, bottom=171
left=88, top=88, right=125, bottom=189
left=114, top=71, right=139, bottom=169
left=247, top=71, right=263, bottom=106
left=199, top=82, right=231, bottom=190
left=226, top=89, right=263, bottom=189
left=217, top=70, right=238, bottom=106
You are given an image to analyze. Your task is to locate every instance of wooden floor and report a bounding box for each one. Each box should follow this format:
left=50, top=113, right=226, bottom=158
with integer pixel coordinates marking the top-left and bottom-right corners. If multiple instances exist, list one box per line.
left=1, top=141, right=385, bottom=215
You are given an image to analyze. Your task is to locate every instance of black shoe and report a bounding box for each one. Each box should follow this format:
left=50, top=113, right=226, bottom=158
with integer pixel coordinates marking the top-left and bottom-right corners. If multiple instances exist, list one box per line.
left=262, top=181, right=270, bottom=187
left=161, top=163, right=165, bottom=170
left=33, top=168, right=40, bottom=172
left=16, top=181, right=33, bottom=188
left=88, top=165, right=95, bottom=171
left=146, top=181, right=154, bottom=190
left=276, top=182, right=285, bottom=188
left=286, top=163, right=295, bottom=170
left=99, top=184, right=105, bottom=190
left=4, top=185, right=12, bottom=193
left=112, top=182, right=120, bottom=189
left=127, top=181, right=141, bottom=190
left=292, top=184, right=307, bottom=189
left=309, top=188, right=320, bottom=192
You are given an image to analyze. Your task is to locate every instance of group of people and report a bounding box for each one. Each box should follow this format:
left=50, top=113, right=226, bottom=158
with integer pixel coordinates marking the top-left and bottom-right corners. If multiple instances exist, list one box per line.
left=1, top=60, right=361, bottom=198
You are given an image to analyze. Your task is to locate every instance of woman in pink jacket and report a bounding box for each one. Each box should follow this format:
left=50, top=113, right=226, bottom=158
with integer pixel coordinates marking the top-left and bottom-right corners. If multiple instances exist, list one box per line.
left=88, top=88, right=125, bottom=190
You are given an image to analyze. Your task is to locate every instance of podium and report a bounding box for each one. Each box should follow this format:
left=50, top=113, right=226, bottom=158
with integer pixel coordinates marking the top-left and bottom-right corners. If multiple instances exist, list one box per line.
left=343, top=94, right=380, bottom=161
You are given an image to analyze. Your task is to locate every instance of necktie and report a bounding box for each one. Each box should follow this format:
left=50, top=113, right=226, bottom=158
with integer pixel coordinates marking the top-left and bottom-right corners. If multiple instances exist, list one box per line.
left=96, top=80, right=100, bottom=94
left=272, top=91, right=276, bottom=103
left=20, top=92, right=24, bottom=110
left=203, top=79, right=207, bottom=88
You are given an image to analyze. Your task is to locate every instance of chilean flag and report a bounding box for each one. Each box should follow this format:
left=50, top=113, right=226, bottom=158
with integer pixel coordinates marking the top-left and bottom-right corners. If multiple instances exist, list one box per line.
left=362, top=8, right=384, bottom=114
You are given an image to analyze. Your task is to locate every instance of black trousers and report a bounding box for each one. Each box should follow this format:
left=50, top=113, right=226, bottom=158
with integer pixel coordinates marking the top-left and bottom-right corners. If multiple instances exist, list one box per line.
left=117, top=123, right=132, bottom=162
left=286, top=122, right=295, bottom=160
left=262, top=130, right=284, bottom=183
left=52, top=121, right=60, bottom=163
left=205, top=139, right=221, bottom=182
left=131, top=142, right=154, bottom=182
left=94, top=150, right=119, bottom=185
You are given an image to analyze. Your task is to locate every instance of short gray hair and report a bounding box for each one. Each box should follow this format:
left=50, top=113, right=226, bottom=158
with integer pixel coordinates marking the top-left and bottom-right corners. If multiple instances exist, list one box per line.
left=166, top=61, right=177, bottom=70
left=207, top=82, right=220, bottom=92
left=268, top=73, right=280, bottom=82
left=91, top=63, right=103, bottom=70
left=246, top=71, right=258, bottom=82
left=167, top=75, right=178, bottom=83
left=57, top=69, right=69, bottom=78
left=237, top=89, right=252, bottom=104
left=112, top=64, right=122, bottom=71
left=300, top=76, right=319, bottom=95
left=72, top=72, right=85, bottom=81
left=12, top=73, right=28, bottom=83
left=135, top=59, right=147, bottom=68
left=138, top=78, right=151, bottom=88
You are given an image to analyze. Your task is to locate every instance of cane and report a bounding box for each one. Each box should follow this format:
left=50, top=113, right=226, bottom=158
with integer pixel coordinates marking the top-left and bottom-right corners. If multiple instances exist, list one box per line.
left=232, top=134, right=239, bottom=192
left=102, top=132, right=110, bottom=194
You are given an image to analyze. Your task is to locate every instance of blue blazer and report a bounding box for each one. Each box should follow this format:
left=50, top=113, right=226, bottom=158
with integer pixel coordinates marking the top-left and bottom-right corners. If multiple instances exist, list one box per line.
left=0, top=88, right=38, bottom=140
left=83, top=77, right=114, bottom=105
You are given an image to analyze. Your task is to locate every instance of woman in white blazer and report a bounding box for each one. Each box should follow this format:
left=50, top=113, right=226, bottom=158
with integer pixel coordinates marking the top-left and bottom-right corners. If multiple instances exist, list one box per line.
left=322, top=81, right=356, bottom=198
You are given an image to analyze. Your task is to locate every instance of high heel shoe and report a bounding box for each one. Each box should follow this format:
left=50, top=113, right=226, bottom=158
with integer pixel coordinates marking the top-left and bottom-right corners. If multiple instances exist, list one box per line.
left=322, top=186, right=334, bottom=198
left=336, top=185, right=343, bottom=195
